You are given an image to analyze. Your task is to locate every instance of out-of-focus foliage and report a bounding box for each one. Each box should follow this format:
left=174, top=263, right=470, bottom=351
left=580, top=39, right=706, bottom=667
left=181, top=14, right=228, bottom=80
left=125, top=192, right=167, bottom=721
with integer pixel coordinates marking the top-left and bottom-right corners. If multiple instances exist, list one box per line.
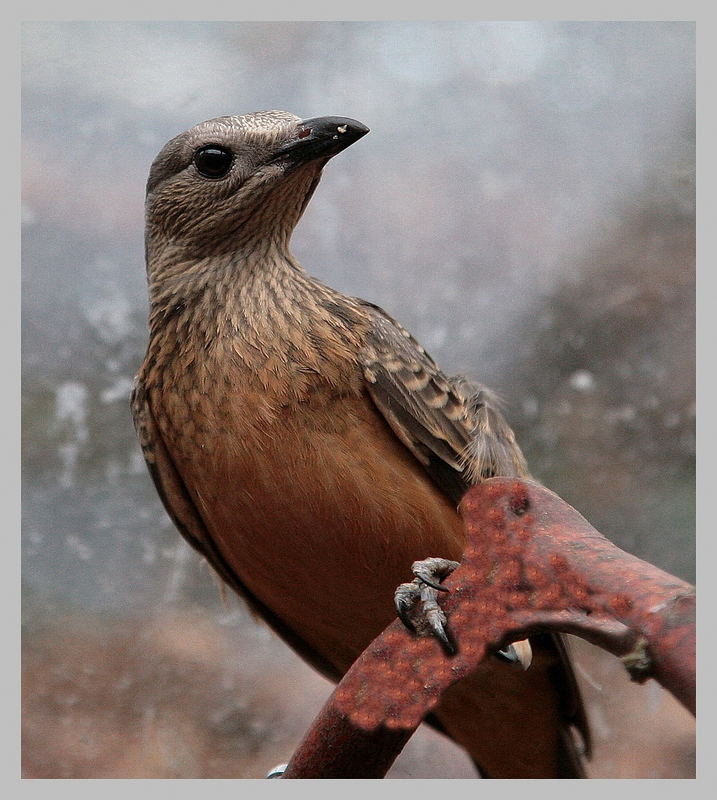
left=22, top=21, right=694, bottom=777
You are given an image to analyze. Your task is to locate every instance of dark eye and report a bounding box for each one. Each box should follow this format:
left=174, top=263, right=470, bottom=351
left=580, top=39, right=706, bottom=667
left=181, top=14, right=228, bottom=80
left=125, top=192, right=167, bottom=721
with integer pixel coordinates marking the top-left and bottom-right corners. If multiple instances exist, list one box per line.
left=193, top=145, right=234, bottom=178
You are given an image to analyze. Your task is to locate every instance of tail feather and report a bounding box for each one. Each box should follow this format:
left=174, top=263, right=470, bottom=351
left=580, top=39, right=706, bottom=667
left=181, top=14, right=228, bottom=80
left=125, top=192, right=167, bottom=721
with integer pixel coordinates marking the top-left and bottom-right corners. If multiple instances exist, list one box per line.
left=455, top=382, right=529, bottom=482
left=430, top=637, right=588, bottom=778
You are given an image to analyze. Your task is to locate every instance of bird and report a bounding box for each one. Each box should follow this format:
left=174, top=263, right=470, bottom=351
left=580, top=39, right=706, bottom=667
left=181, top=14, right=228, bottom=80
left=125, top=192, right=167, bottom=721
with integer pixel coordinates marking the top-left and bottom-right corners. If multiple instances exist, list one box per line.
left=131, top=110, right=590, bottom=778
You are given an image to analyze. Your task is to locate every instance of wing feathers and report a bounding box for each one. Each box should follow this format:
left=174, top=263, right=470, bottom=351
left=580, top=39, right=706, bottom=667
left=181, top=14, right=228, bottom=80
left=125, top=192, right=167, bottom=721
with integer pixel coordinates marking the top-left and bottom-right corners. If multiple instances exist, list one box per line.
left=358, top=301, right=529, bottom=492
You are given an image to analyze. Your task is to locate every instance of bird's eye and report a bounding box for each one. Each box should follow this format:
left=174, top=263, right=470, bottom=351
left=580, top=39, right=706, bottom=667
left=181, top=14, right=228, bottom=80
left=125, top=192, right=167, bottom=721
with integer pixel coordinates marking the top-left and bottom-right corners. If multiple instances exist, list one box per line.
left=193, top=145, right=234, bottom=178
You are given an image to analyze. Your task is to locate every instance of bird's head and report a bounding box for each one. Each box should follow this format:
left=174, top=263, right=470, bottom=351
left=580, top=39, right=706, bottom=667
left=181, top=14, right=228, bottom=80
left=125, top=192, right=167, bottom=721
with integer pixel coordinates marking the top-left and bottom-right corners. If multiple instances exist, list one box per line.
left=145, top=110, right=369, bottom=262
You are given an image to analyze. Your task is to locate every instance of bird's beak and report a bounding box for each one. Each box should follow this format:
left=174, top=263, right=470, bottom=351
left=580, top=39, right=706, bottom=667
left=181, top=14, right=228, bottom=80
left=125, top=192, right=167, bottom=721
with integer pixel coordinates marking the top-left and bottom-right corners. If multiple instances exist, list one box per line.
left=272, top=116, right=370, bottom=166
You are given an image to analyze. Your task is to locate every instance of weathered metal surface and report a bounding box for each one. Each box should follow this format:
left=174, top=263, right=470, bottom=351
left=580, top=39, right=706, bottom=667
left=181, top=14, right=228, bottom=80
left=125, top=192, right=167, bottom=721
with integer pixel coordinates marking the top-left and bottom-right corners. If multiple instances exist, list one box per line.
left=281, top=477, right=695, bottom=778
left=280, top=704, right=414, bottom=779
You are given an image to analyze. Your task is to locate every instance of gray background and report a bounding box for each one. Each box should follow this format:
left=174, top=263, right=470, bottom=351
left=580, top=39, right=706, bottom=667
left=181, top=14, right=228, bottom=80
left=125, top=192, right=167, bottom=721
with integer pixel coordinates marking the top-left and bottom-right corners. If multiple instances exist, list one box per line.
left=22, top=21, right=695, bottom=778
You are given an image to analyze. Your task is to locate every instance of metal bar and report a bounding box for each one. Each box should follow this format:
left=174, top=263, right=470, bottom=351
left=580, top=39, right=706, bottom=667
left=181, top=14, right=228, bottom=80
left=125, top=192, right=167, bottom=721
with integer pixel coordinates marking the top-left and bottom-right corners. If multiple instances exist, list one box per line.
left=280, top=477, right=695, bottom=777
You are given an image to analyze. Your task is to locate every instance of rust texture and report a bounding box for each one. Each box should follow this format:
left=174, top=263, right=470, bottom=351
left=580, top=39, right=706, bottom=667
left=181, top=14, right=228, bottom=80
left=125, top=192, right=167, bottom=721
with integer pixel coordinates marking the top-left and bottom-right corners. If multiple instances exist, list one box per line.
left=281, top=704, right=414, bottom=779
left=282, top=477, right=695, bottom=778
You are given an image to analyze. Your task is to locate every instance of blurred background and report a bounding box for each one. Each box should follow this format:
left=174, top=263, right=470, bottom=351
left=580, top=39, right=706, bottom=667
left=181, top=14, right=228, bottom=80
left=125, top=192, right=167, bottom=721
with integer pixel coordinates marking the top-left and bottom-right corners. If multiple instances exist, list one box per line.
left=22, top=21, right=695, bottom=778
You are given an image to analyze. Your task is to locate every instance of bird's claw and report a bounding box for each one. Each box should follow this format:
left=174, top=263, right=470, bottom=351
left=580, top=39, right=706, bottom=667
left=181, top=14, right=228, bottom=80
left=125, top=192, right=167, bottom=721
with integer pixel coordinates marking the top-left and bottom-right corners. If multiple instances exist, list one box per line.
left=394, top=557, right=533, bottom=668
left=265, top=762, right=288, bottom=778
left=394, top=557, right=460, bottom=654
left=496, top=638, right=533, bottom=670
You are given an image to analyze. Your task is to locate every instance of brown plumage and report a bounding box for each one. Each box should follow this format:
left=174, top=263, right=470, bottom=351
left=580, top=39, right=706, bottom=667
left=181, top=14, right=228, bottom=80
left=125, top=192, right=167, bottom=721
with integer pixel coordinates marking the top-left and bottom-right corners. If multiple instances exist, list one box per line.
left=132, top=110, right=589, bottom=777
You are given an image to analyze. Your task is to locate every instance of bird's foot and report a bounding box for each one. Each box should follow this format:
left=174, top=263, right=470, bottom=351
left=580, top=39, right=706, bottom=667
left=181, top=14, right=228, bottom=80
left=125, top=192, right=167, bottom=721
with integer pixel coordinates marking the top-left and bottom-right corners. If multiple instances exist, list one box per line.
left=394, top=556, right=533, bottom=668
left=394, top=557, right=460, bottom=653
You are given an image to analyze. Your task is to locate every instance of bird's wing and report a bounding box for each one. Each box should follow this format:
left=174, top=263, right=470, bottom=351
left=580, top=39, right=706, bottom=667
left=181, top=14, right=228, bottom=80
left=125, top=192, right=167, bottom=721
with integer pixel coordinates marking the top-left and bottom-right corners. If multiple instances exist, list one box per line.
left=358, top=300, right=529, bottom=503
left=130, top=375, right=343, bottom=683
left=357, top=300, right=591, bottom=772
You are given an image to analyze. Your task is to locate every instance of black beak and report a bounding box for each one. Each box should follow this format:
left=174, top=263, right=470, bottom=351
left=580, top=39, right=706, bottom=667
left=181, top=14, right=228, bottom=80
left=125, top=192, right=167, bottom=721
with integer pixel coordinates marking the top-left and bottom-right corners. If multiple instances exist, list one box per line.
left=272, top=116, right=370, bottom=166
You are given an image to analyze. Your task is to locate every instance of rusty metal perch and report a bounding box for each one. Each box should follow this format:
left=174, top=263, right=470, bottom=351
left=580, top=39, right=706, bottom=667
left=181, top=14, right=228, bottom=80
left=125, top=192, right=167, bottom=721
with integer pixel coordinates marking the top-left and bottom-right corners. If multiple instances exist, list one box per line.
left=279, top=477, right=695, bottom=778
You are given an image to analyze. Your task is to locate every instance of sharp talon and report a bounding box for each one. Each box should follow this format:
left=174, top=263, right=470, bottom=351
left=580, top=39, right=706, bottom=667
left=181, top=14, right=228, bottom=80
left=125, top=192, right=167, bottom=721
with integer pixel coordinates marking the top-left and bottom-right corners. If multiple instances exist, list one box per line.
left=394, top=583, right=418, bottom=632
left=430, top=618, right=455, bottom=654
left=496, top=639, right=533, bottom=670
left=265, top=763, right=288, bottom=778
left=399, top=614, right=417, bottom=633
left=416, top=574, right=450, bottom=592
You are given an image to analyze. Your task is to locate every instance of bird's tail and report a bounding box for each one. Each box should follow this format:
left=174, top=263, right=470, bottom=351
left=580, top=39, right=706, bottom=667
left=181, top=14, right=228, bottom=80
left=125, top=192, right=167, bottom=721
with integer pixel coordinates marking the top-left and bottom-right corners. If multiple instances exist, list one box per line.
left=454, top=381, right=530, bottom=483
left=430, top=634, right=589, bottom=778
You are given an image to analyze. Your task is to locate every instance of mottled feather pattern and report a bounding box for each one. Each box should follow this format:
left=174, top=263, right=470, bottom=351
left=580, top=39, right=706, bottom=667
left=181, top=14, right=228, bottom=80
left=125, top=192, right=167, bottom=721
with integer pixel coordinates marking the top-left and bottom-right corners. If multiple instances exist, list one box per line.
left=358, top=301, right=529, bottom=498
left=129, top=379, right=156, bottom=466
